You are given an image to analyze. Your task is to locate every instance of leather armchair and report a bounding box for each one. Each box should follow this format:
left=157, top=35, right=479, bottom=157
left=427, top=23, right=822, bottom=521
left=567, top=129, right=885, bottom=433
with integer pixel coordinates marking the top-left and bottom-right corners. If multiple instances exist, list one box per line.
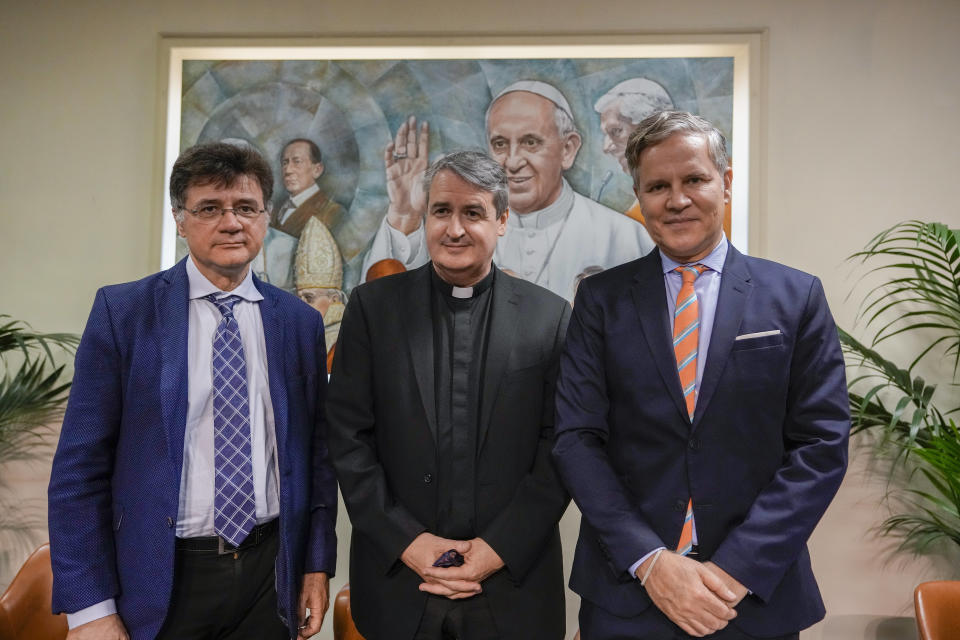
left=0, top=544, right=68, bottom=640
left=333, top=583, right=365, bottom=640
left=915, top=580, right=960, bottom=640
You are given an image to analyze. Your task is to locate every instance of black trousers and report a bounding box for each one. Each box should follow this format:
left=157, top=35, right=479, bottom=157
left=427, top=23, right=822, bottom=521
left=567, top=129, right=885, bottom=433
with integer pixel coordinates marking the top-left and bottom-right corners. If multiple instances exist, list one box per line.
left=412, top=593, right=500, bottom=640
left=156, top=524, right=289, bottom=640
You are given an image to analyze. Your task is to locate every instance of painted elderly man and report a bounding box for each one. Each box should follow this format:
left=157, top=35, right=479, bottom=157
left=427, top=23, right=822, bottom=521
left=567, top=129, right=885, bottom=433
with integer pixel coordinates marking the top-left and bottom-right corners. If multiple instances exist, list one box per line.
left=593, top=77, right=674, bottom=224
left=272, top=138, right=345, bottom=239
left=360, top=81, right=654, bottom=301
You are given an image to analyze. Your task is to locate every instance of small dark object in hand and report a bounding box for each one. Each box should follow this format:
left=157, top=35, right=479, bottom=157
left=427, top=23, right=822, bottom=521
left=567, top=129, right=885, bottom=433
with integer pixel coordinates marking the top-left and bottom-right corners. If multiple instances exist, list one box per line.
left=432, top=549, right=465, bottom=567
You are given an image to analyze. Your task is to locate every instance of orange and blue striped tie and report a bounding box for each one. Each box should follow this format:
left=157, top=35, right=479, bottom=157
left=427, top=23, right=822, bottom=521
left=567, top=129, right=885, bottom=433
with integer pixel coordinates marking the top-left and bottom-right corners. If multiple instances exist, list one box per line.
left=673, top=264, right=707, bottom=555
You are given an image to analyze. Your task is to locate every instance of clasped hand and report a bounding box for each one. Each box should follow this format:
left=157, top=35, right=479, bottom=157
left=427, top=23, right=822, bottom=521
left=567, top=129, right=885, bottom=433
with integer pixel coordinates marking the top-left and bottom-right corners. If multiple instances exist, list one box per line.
left=401, top=532, right=504, bottom=600
left=639, top=552, right=748, bottom=637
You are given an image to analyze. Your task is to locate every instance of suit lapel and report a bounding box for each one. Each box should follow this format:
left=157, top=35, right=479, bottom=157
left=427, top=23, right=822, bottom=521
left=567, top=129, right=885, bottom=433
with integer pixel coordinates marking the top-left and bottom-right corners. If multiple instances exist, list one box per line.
left=158, top=259, right=190, bottom=480
left=630, top=251, right=690, bottom=424
left=403, top=265, right=438, bottom=443
left=692, top=246, right=752, bottom=429
left=257, top=277, right=289, bottom=456
left=478, top=269, right=521, bottom=451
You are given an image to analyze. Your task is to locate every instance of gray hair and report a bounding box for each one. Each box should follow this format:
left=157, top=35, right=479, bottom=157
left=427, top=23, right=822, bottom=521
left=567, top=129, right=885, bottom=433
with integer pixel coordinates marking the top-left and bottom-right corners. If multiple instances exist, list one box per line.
left=625, top=111, right=728, bottom=185
left=594, top=78, right=674, bottom=125
left=170, top=142, right=274, bottom=221
left=552, top=106, right=578, bottom=139
left=422, top=150, right=510, bottom=219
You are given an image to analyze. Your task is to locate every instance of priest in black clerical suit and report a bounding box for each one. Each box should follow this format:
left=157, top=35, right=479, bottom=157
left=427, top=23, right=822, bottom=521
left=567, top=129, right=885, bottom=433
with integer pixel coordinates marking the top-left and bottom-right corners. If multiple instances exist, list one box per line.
left=328, top=151, right=571, bottom=640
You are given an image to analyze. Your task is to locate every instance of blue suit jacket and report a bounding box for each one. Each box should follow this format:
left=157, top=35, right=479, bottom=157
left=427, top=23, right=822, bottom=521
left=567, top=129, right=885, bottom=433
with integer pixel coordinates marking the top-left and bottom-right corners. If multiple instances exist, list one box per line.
left=48, top=258, right=337, bottom=640
left=553, top=245, right=849, bottom=637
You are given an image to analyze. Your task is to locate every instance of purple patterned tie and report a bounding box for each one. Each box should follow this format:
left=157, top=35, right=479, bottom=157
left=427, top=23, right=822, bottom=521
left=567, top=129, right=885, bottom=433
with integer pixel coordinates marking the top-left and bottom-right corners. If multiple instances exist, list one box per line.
left=206, top=294, right=256, bottom=547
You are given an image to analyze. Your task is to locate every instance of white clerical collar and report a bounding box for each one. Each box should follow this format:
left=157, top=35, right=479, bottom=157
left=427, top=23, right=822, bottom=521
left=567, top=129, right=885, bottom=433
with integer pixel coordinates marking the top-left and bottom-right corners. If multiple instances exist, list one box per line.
left=509, top=179, right=574, bottom=230
left=431, top=263, right=495, bottom=299
left=290, top=182, right=320, bottom=208
left=186, top=254, right=264, bottom=302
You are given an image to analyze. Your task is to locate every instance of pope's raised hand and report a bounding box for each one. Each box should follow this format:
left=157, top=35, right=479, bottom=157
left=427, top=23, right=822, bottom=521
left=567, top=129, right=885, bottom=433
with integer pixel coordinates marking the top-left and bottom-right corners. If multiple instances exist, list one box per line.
left=384, top=115, right=429, bottom=235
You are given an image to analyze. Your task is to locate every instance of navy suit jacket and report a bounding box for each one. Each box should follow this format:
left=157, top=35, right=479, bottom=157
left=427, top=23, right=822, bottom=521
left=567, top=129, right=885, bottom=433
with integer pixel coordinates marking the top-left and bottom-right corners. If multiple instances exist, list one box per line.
left=553, top=245, right=849, bottom=637
left=48, top=258, right=337, bottom=640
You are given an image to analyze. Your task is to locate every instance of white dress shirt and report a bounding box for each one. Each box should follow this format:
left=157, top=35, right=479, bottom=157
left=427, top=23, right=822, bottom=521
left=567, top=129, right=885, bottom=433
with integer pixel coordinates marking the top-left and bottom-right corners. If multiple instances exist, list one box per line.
left=279, top=182, right=320, bottom=225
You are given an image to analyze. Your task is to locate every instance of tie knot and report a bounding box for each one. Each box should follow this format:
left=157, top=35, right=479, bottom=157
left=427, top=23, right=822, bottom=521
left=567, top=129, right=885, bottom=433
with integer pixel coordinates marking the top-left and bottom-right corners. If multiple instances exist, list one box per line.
left=205, top=294, right=243, bottom=318
left=675, top=264, right=707, bottom=284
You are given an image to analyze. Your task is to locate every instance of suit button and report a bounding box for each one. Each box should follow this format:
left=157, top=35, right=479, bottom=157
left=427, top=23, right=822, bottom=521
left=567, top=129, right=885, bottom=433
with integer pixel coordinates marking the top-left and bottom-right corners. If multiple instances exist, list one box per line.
left=674, top=500, right=686, bottom=511
left=423, top=473, right=433, bottom=484
left=167, top=517, right=175, bottom=528
left=689, top=437, right=700, bottom=450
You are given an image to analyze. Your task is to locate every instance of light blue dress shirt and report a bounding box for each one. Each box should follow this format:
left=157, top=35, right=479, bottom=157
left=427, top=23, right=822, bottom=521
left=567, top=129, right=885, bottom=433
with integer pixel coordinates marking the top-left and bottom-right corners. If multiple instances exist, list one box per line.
left=628, top=236, right=728, bottom=579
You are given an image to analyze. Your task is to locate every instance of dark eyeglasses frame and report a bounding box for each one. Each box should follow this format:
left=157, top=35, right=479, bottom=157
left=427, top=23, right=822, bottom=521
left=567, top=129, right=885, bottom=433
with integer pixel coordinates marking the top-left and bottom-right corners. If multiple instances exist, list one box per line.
left=179, top=205, right=266, bottom=221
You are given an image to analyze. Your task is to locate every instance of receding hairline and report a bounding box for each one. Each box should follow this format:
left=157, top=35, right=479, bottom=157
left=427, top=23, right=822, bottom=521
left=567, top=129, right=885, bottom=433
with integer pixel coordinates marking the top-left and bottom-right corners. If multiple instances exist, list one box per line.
left=632, top=131, right=720, bottom=177
left=422, top=151, right=510, bottom=219
left=283, top=140, right=311, bottom=153
left=626, top=112, right=729, bottom=185
left=429, top=169, right=496, bottom=198
left=429, top=168, right=498, bottom=203
left=282, top=138, right=323, bottom=163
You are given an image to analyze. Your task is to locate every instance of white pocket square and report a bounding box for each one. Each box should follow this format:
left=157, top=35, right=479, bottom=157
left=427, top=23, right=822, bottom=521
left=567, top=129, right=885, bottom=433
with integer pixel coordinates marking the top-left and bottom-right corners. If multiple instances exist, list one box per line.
left=735, top=329, right=781, bottom=341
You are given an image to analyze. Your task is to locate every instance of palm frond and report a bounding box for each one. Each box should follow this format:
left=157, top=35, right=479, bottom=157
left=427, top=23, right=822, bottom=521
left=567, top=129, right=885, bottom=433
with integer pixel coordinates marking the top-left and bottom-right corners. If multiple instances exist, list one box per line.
left=842, top=220, right=960, bottom=554
left=847, top=221, right=960, bottom=373
left=0, top=356, right=70, bottom=461
left=0, top=315, right=79, bottom=363
left=0, top=315, right=78, bottom=565
left=878, top=423, right=960, bottom=552
left=838, top=328, right=940, bottom=443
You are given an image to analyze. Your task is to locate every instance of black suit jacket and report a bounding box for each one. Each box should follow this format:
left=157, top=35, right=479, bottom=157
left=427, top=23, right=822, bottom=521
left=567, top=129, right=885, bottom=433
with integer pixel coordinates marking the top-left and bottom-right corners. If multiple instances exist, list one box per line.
left=327, top=263, right=570, bottom=640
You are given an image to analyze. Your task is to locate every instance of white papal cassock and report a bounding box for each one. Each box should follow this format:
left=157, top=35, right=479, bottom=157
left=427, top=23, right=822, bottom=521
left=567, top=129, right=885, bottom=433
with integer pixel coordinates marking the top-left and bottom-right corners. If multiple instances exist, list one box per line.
left=359, top=180, right=654, bottom=301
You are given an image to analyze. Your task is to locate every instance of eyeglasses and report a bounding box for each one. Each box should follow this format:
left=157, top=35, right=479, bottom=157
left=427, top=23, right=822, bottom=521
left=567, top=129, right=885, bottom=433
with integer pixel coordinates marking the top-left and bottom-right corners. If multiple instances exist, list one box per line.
left=180, top=204, right=266, bottom=221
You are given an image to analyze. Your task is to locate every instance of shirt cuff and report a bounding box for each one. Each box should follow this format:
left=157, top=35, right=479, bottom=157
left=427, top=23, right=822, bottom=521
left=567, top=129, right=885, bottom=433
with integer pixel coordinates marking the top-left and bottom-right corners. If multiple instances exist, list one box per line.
left=629, top=546, right=666, bottom=579
left=385, top=218, right=423, bottom=266
left=66, top=599, right=117, bottom=629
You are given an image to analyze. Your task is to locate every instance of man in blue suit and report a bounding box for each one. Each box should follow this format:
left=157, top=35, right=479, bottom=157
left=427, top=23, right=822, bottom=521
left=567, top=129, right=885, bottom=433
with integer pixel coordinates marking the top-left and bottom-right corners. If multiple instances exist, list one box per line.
left=553, top=111, right=849, bottom=639
left=48, top=142, right=337, bottom=640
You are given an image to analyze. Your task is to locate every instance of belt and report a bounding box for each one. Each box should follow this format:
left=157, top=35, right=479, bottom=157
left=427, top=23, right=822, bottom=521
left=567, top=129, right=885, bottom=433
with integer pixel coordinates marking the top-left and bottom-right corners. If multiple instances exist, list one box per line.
left=176, top=519, right=278, bottom=555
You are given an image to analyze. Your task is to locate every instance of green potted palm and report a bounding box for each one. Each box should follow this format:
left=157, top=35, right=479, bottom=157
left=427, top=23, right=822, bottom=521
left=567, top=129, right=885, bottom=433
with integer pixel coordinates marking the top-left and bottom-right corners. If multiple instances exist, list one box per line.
left=0, top=316, right=77, bottom=581
left=840, top=220, right=960, bottom=552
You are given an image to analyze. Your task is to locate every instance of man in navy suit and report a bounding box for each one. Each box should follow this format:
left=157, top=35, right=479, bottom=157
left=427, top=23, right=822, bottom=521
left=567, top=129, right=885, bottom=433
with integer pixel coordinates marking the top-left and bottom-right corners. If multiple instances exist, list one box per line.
left=48, top=142, right=337, bottom=640
left=553, top=111, right=849, bottom=639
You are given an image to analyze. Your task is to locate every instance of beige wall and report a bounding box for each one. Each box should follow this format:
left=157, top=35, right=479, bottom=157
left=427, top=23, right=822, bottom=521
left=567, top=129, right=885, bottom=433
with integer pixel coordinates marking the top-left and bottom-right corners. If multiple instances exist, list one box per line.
left=2, top=0, right=959, bottom=638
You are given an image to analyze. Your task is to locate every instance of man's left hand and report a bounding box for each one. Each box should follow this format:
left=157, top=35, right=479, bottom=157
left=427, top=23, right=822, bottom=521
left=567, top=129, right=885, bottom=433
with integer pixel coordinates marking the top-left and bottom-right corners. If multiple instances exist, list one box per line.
left=703, top=561, right=749, bottom=607
left=420, top=537, right=504, bottom=599
left=298, top=572, right=330, bottom=638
